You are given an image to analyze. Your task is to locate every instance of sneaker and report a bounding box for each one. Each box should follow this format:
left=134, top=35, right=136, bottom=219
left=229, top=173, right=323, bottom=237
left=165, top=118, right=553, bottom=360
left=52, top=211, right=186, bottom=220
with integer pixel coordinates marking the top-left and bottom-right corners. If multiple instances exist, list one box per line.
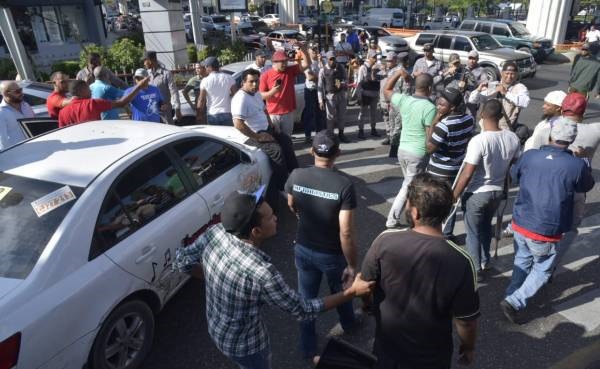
left=357, top=130, right=366, bottom=140
left=381, top=137, right=390, bottom=145
left=503, top=226, right=514, bottom=238
left=500, top=300, right=521, bottom=324
left=326, top=310, right=364, bottom=337
left=338, top=133, right=351, bottom=143
left=371, top=128, right=381, bottom=137
left=304, top=136, right=312, bottom=144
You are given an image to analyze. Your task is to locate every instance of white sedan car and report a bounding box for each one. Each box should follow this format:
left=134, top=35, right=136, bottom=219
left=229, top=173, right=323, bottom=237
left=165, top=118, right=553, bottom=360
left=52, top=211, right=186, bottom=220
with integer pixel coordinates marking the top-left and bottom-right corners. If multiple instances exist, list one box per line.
left=0, top=121, right=271, bottom=369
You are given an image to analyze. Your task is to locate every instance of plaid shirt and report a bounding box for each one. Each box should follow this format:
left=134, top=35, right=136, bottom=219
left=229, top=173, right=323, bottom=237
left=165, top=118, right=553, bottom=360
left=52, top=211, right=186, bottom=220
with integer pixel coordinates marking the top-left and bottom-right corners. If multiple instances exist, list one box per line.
left=173, top=223, right=325, bottom=357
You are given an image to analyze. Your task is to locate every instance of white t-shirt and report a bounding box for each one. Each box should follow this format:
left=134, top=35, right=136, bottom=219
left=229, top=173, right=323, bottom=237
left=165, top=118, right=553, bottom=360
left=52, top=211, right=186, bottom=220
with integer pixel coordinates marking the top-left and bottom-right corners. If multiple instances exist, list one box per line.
left=231, top=89, right=269, bottom=133
left=464, top=130, right=520, bottom=193
left=200, top=72, right=236, bottom=115
left=586, top=29, right=600, bottom=43
left=245, top=62, right=271, bottom=74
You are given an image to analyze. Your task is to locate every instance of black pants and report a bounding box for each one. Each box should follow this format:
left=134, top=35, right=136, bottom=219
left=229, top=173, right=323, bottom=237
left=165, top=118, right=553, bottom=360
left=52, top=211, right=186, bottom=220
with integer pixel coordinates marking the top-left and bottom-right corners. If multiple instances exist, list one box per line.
left=247, top=128, right=298, bottom=207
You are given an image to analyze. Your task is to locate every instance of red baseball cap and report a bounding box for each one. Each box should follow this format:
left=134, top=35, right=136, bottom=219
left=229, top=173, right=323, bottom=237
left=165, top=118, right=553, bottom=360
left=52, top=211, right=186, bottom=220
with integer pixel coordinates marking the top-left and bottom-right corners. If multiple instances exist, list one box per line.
left=272, top=50, right=288, bottom=62
left=562, top=92, right=587, bottom=116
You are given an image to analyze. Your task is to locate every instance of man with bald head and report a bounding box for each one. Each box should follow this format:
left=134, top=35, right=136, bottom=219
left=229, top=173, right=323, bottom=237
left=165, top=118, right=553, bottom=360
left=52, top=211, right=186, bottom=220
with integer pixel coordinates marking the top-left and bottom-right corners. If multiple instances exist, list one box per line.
left=383, top=70, right=437, bottom=228
left=46, top=71, right=73, bottom=119
left=0, top=81, right=34, bottom=150
left=90, top=66, right=125, bottom=119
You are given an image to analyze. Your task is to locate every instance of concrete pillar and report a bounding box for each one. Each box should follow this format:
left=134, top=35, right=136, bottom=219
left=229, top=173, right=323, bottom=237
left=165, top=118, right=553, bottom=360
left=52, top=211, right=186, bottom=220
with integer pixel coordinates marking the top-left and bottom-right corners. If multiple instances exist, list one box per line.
left=189, top=0, right=204, bottom=47
left=118, top=0, right=129, bottom=15
left=0, top=7, right=35, bottom=80
left=83, top=0, right=108, bottom=46
left=279, top=0, right=298, bottom=25
left=139, top=0, right=188, bottom=70
left=526, top=0, right=573, bottom=45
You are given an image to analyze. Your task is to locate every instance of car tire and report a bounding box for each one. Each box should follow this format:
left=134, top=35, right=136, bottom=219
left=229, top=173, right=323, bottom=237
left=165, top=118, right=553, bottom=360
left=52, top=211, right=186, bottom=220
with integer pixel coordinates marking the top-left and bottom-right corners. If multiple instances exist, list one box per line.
left=484, top=66, right=499, bottom=81
left=88, top=300, right=155, bottom=369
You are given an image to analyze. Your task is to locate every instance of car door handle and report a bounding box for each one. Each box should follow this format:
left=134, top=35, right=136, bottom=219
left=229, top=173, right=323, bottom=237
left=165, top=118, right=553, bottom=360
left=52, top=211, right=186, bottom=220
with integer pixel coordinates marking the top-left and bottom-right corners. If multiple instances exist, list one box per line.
left=135, top=246, right=157, bottom=264
left=212, top=195, right=225, bottom=208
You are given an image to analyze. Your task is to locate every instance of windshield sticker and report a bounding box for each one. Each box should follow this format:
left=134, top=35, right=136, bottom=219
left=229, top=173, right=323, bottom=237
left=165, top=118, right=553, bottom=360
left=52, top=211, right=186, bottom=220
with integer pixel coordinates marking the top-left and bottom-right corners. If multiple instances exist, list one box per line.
left=31, top=185, right=76, bottom=217
left=0, top=186, right=12, bottom=201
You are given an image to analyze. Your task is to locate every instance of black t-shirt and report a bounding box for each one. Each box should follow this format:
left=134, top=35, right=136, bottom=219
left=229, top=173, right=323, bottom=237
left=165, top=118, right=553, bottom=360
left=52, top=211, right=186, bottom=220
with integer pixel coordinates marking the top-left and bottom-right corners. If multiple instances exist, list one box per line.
left=361, top=229, right=480, bottom=369
left=284, top=166, right=356, bottom=253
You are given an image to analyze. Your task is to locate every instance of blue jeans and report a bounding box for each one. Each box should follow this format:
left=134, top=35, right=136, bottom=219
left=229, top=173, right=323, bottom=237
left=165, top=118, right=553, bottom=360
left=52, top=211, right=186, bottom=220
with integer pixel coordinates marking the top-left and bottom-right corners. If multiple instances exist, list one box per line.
left=294, top=243, right=355, bottom=357
left=207, top=112, right=232, bottom=126
left=302, top=88, right=324, bottom=138
left=505, top=231, right=558, bottom=311
left=463, top=191, right=502, bottom=271
left=229, top=347, right=272, bottom=369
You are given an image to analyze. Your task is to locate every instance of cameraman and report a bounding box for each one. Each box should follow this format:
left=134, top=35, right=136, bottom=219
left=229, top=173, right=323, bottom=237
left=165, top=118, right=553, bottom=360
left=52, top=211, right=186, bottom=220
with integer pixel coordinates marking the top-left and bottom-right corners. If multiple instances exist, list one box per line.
left=259, top=47, right=312, bottom=137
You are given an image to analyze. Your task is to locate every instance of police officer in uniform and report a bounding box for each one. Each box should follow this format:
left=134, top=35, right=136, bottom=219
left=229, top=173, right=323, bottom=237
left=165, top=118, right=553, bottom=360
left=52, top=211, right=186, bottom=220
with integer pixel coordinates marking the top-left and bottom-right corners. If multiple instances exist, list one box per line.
left=319, top=51, right=349, bottom=143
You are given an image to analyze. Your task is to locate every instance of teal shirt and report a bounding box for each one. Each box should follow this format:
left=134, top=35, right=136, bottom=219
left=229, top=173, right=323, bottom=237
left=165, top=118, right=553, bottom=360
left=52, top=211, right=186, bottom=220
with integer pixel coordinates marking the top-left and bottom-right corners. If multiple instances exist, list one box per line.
left=90, top=80, right=124, bottom=120
left=391, top=92, right=436, bottom=157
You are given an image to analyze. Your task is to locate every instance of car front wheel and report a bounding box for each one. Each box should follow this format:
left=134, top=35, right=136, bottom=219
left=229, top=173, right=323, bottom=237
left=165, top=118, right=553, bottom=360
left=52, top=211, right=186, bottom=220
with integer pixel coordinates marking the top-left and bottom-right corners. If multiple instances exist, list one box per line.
left=89, top=300, right=155, bottom=369
left=484, top=66, right=499, bottom=81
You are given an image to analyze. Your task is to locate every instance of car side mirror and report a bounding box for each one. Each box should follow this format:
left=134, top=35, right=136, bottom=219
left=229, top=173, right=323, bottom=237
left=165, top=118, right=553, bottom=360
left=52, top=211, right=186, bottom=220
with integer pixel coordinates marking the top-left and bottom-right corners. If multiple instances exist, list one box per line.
left=240, top=151, right=252, bottom=164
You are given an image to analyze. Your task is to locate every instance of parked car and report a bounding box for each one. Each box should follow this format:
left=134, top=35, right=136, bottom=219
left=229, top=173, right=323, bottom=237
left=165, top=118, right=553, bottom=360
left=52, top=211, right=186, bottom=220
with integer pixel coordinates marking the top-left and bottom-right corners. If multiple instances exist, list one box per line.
left=360, top=8, right=405, bottom=28
left=261, top=14, right=280, bottom=27
left=237, top=23, right=265, bottom=49
left=423, top=17, right=455, bottom=30
left=0, top=121, right=271, bottom=369
left=201, top=14, right=231, bottom=33
left=408, top=30, right=537, bottom=80
left=262, top=29, right=307, bottom=51
left=179, top=60, right=305, bottom=123
left=458, top=18, right=554, bottom=62
left=334, top=26, right=410, bottom=55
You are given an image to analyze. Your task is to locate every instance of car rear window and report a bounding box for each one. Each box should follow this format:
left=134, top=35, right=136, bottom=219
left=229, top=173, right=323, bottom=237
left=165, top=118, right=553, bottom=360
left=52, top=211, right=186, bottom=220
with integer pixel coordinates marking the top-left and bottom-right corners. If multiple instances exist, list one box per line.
left=0, top=173, right=84, bottom=279
left=212, top=16, right=227, bottom=23
left=460, top=21, right=475, bottom=30
left=415, top=33, right=435, bottom=46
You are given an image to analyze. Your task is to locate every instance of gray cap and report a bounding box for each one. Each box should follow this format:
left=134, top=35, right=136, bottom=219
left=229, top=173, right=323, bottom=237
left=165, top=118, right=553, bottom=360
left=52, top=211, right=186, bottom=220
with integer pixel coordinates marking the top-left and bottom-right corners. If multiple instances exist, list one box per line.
left=468, top=50, right=479, bottom=59
left=325, top=51, right=336, bottom=60
left=367, top=50, right=378, bottom=59
left=385, top=51, right=397, bottom=61
left=255, top=49, right=268, bottom=57
left=134, top=68, right=148, bottom=78
left=449, top=53, right=461, bottom=64
left=550, top=117, right=578, bottom=143
left=202, top=56, right=220, bottom=69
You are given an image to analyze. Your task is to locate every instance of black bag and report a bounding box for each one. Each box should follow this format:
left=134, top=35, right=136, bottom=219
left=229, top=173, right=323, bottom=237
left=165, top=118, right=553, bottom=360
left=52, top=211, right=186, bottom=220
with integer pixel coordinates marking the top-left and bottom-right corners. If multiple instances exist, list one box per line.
left=316, top=337, right=378, bottom=369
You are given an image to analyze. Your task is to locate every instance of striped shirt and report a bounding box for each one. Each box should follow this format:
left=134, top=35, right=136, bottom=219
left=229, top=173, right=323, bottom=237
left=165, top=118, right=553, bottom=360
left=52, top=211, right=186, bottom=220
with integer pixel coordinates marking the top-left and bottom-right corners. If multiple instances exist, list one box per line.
left=427, top=113, right=474, bottom=178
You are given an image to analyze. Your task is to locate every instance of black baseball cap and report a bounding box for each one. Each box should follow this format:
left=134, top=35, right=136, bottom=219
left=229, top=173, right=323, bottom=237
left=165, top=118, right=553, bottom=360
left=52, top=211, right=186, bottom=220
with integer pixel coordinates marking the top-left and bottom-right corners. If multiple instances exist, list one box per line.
left=312, top=130, right=340, bottom=158
left=142, top=50, right=157, bottom=61
left=221, top=185, right=266, bottom=235
left=423, top=43, right=434, bottom=52
left=441, top=87, right=463, bottom=107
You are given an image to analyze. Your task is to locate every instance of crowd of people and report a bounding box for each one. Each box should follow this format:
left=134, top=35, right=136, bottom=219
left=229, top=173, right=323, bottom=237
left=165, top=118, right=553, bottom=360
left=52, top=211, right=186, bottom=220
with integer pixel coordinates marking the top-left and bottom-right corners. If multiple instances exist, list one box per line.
left=163, top=43, right=598, bottom=369
left=0, top=36, right=599, bottom=369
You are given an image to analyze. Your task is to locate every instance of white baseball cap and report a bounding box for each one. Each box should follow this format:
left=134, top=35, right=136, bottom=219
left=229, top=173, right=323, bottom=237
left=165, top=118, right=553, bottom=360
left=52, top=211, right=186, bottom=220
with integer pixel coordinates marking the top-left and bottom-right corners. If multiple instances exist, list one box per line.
left=544, top=90, right=567, bottom=107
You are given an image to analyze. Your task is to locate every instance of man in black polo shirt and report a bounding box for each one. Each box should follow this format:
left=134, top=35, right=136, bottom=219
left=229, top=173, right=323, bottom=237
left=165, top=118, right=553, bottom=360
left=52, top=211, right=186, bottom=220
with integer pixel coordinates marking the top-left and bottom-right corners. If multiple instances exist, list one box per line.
left=361, top=173, right=479, bottom=369
left=285, top=131, right=358, bottom=359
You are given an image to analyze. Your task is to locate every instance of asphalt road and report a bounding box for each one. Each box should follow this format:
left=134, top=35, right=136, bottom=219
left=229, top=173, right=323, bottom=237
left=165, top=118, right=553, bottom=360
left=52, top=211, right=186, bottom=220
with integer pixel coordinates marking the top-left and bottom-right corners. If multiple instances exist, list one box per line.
left=142, top=61, right=600, bottom=369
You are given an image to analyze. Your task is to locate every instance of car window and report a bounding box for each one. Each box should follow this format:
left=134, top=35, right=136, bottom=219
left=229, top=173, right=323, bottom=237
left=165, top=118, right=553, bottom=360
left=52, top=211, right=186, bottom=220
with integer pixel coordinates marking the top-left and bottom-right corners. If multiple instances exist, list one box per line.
left=436, top=35, right=453, bottom=49
left=23, top=94, right=47, bottom=107
left=461, top=21, right=475, bottom=30
left=415, top=33, right=435, bottom=46
left=471, top=34, right=502, bottom=50
left=0, top=173, right=84, bottom=279
left=509, top=22, right=530, bottom=36
left=476, top=23, right=491, bottom=33
left=375, top=29, right=391, bottom=37
left=202, top=17, right=210, bottom=22
left=212, top=16, right=227, bottom=23
left=493, top=25, right=510, bottom=36
left=452, top=37, right=472, bottom=51
left=172, top=138, right=240, bottom=189
left=93, top=151, right=189, bottom=254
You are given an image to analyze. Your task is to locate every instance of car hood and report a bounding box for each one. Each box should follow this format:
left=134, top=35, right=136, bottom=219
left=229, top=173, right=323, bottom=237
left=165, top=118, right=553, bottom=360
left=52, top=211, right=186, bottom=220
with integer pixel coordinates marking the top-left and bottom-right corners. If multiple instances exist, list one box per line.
left=481, top=47, right=531, bottom=60
left=0, top=278, right=22, bottom=301
left=518, top=34, right=552, bottom=43
left=379, top=36, right=407, bottom=45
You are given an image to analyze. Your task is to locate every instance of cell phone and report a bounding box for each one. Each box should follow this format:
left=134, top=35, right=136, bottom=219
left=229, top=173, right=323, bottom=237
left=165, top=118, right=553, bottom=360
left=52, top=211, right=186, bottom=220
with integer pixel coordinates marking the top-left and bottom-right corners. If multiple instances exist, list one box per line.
left=275, top=79, right=282, bottom=87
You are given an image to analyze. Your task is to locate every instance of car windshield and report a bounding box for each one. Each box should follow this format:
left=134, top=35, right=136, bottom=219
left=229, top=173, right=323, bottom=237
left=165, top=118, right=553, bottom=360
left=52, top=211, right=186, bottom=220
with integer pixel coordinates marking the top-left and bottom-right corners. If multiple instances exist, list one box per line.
left=509, top=22, right=530, bottom=36
left=0, top=173, right=84, bottom=279
left=470, top=34, right=502, bottom=50
left=212, top=16, right=227, bottom=23
left=369, top=28, right=390, bottom=37
left=283, top=32, right=305, bottom=40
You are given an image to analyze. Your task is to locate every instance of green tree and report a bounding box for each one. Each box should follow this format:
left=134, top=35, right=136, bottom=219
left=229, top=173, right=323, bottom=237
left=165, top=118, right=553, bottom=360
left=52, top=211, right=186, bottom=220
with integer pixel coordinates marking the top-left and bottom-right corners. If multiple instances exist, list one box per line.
left=79, top=44, right=109, bottom=69
left=107, top=38, right=145, bottom=74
